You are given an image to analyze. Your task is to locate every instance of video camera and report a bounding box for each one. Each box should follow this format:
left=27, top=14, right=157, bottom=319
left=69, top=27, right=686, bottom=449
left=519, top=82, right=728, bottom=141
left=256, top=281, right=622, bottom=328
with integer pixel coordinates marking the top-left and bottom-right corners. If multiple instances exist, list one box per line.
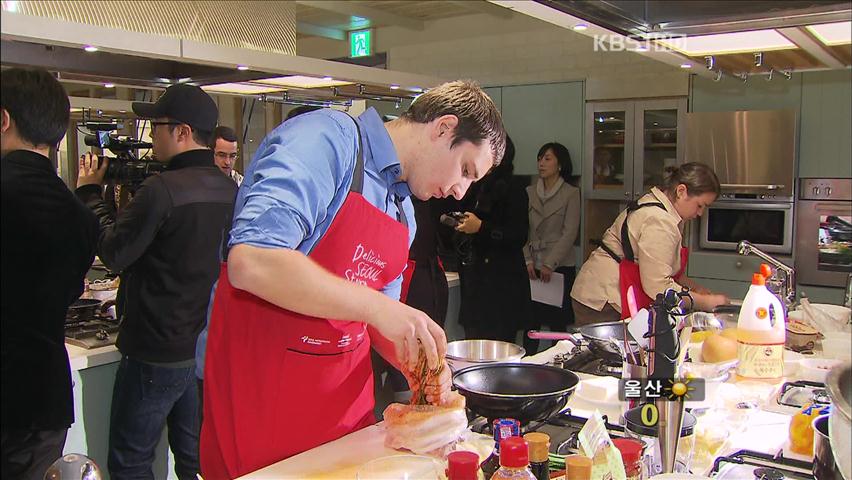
left=82, top=121, right=165, bottom=186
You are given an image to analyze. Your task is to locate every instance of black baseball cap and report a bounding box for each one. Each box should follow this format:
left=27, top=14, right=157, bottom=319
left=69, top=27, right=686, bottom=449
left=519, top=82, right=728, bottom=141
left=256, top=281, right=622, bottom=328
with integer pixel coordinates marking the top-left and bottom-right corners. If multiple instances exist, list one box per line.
left=132, top=84, right=218, bottom=133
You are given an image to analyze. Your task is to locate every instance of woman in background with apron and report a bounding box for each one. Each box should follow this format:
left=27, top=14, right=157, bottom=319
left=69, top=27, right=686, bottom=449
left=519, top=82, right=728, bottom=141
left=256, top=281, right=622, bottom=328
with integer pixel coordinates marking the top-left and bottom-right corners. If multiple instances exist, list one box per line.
left=571, top=163, right=729, bottom=324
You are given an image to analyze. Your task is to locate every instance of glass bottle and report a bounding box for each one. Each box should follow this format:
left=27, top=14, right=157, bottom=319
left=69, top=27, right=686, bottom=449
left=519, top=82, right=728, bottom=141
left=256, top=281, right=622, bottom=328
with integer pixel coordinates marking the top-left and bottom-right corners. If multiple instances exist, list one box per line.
left=481, top=418, right=521, bottom=479
left=490, top=437, right=537, bottom=480
left=522, top=432, right=550, bottom=480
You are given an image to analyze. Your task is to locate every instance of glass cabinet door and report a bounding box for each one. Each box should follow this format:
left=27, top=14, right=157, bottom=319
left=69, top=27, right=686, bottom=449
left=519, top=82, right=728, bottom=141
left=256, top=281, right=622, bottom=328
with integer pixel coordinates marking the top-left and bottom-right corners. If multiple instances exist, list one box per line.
left=633, top=99, right=686, bottom=199
left=585, top=101, right=634, bottom=200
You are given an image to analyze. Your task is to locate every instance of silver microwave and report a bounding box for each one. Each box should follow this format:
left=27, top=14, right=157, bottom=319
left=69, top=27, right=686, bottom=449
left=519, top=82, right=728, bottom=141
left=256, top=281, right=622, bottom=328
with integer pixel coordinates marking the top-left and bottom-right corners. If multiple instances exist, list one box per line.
left=700, top=201, right=794, bottom=254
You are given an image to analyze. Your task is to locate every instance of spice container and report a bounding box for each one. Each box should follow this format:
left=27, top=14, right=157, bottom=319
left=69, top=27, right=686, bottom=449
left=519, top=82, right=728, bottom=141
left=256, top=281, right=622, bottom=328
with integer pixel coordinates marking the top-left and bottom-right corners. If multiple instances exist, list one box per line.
left=612, top=438, right=645, bottom=480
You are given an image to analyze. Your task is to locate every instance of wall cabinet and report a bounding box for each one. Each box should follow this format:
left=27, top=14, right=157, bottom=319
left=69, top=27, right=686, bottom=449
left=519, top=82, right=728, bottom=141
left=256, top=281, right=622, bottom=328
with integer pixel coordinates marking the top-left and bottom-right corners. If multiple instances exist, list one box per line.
left=581, top=98, right=686, bottom=258
left=584, top=98, right=687, bottom=201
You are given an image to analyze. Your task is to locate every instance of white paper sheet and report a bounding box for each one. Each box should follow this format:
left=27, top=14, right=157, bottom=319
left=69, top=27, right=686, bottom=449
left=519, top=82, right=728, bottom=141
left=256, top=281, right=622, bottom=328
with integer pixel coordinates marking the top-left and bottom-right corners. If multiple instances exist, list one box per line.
left=530, top=272, right=564, bottom=307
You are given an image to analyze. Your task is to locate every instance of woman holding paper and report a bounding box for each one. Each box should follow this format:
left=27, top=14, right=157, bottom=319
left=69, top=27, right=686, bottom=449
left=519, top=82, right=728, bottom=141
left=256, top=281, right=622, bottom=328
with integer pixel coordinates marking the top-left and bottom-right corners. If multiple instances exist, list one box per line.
left=571, top=163, right=729, bottom=325
left=523, top=142, right=581, bottom=352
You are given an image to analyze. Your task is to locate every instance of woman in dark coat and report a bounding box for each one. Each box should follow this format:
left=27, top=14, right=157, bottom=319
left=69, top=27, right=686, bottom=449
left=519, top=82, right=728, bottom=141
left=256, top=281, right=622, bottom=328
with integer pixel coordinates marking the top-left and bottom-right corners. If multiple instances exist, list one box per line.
left=455, top=136, right=531, bottom=343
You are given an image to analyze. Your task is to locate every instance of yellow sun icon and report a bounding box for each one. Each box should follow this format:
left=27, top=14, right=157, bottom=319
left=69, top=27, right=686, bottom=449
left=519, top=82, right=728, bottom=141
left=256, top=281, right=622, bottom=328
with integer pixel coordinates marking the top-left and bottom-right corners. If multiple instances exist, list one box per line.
left=667, top=378, right=695, bottom=400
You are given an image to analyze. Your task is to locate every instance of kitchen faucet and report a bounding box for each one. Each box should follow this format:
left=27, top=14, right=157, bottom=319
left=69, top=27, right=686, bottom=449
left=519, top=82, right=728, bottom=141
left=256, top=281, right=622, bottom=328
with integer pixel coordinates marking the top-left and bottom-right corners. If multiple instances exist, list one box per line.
left=737, top=240, right=797, bottom=309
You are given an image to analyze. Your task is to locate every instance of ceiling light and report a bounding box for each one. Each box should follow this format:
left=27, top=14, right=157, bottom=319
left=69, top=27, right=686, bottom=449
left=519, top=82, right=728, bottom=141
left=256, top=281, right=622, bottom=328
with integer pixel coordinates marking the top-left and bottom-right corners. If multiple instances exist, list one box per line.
left=409, top=86, right=423, bottom=93
left=5, top=1, right=18, bottom=12
left=156, top=77, right=171, bottom=83
left=236, top=65, right=249, bottom=71
left=806, top=21, right=852, bottom=46
left=201, top=83, right=284, bottom=95
left=573, top=23, right=588, bottom=31
left=390, top=84, right=400, bottom=90
left=657, top=30, right=796, bottom=56
left=83, top=45, right=98, bottom=52
left=103, top=83, right=115, bottom=88
left=119, top=110, right=127, bottom=113
left=680, top=63, right=693, bottom=69
left=177, top=77, right=192, bottom=83
left=253, top=75, right=352, bottom=89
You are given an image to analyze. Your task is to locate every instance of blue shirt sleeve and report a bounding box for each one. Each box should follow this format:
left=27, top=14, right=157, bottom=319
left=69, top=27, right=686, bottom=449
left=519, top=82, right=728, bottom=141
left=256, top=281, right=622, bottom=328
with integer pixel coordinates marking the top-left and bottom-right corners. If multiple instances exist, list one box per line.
left=229, top=112, right=357, bottom=250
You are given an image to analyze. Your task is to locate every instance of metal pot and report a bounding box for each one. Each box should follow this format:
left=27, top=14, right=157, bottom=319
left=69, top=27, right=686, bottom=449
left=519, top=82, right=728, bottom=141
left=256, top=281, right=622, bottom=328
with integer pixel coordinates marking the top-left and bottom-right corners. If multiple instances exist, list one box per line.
left=445, top=340, right=525, bottom=372
left=452, top=364, right=579, bottom=425
left=826, top=362, right=852, bottom=480
left=814, top=414, right=842, bottom=480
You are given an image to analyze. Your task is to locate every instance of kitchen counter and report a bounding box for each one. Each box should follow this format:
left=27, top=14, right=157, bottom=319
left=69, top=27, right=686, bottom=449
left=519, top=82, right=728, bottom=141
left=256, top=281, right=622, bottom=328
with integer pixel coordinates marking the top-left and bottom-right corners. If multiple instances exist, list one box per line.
left=239, top=341, right=824, bottom=479
left=66, top=343, right=121, bottom=371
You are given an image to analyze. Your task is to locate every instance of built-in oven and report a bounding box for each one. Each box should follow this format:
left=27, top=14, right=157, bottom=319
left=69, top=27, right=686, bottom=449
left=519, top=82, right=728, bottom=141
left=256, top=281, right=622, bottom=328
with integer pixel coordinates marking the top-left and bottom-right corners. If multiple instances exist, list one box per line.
left=700, top=200, right=794, bottom=254
left=796, top=178, right=852, bottom=287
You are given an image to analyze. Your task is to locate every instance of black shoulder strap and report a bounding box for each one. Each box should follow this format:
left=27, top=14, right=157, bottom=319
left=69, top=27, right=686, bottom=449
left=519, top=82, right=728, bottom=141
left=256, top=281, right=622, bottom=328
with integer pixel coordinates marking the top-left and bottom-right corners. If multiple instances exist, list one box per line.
left=620, top=201, right=666, bottom=262
left=347, top=115, right=407, bottom=229
left=348, top=117, right=365, bottom=195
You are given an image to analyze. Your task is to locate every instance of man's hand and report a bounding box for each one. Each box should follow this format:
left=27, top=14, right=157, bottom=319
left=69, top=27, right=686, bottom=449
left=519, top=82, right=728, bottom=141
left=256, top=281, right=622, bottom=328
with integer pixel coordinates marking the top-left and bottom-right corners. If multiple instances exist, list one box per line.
left=421, top=362, right=452, bottom=405
left=540, top=266, right=553, bottom=283
left=455, top=212, right=482, bottom=234
left=526, top=263, right=538, bottom=280
left=366, top=296, right=447, bottom=372
left=77, top=152, right=108, bottom=188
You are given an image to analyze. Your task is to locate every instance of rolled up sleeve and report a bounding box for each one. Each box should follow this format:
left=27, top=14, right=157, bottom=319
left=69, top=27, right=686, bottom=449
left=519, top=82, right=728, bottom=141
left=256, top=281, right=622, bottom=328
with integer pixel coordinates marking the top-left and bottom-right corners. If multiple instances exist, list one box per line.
left=633, top=215, right=683, bottom=299
left=229, top=115, right=356, bottom=250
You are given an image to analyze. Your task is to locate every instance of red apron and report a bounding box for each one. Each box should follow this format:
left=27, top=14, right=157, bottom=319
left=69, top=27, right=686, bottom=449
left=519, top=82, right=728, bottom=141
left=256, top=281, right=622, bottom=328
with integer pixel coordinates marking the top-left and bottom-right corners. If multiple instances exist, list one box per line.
left=596, top=202, right=689, bottom=320
left=200, top=127, right=409, bottom=479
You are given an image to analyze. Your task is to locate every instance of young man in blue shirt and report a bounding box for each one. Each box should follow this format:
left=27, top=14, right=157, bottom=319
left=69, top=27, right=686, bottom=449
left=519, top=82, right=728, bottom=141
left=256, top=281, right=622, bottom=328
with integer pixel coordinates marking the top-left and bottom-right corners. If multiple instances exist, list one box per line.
left=200, top=80, right=506, bottom=478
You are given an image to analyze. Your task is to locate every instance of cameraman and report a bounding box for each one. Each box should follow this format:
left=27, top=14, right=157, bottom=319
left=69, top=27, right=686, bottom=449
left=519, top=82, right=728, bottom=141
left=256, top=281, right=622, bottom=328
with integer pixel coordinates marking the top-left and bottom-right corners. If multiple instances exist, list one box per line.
left=75, top=84, right=237, bottom=480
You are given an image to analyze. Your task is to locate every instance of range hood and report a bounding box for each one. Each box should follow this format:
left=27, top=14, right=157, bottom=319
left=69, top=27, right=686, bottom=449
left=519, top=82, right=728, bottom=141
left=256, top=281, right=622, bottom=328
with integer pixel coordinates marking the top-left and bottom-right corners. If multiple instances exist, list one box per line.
left=685, top=110, right=797, bottom=201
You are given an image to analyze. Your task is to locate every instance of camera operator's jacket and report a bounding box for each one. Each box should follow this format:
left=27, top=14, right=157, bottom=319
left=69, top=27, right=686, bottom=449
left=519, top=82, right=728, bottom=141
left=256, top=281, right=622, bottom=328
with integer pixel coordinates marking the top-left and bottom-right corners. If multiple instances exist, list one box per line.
left=76, top=149, right=237, bottom=362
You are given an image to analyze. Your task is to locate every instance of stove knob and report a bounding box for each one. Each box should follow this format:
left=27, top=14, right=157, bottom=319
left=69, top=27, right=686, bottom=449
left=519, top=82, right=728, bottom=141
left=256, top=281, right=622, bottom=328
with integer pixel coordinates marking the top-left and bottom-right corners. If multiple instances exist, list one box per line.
left=825, top=186, right=832, bottom=197
left=813, top=186, right=820, bottom=195
left=95, top=330, right=109, bottom=341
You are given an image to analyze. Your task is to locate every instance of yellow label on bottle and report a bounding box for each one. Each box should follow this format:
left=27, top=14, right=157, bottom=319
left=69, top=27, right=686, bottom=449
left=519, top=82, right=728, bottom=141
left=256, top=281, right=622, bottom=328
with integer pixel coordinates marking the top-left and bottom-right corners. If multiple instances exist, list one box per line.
left=737, top=342, right=783, bottom=378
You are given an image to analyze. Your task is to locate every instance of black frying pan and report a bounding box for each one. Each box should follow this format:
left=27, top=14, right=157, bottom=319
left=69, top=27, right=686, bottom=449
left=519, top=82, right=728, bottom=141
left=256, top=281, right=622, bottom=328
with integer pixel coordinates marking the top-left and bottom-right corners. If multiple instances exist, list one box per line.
left=452, top=364, right=579, bottom=425
left=573, top=321, right=640, bottom=363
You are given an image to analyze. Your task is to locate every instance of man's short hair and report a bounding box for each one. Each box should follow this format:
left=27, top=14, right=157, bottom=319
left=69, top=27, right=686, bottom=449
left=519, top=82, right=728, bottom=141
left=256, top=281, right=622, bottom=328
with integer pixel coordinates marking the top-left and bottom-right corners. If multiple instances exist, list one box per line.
left=1, top=68, right=70, bottom=148
left=401, top=80, right=506, bottom=165
left=211, top=125, right=237, bottom=148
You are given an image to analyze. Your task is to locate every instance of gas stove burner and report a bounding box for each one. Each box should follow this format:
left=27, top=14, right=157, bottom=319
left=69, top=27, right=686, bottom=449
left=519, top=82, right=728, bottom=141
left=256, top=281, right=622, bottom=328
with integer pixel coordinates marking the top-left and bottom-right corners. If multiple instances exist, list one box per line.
left=754, top=467, right=786, bottom=480
left=65, top=318, right=120, bottom=349
left=597, top=362, right=623, bottom=376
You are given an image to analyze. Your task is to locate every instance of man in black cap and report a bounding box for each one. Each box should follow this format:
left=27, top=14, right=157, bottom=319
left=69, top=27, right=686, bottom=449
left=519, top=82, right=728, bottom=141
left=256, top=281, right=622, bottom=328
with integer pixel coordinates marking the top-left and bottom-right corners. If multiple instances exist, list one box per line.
left=76, top=84, right=237, bottom=480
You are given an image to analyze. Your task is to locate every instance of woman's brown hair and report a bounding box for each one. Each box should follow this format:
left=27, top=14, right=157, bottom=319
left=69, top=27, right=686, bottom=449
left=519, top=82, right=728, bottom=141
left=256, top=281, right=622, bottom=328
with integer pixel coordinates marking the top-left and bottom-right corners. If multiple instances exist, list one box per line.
left=659, top=162, right=721, bottom=197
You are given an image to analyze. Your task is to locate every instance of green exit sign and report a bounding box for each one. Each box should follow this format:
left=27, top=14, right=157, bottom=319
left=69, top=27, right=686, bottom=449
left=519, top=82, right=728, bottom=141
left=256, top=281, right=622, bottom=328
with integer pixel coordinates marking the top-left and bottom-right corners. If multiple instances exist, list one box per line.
left=349, top=29, right=372, bottom=58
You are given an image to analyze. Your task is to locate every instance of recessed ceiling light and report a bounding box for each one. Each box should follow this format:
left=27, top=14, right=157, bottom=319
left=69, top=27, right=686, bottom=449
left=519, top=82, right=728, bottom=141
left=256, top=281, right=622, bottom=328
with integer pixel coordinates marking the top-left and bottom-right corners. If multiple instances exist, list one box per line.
left=657, top=30, right=796, bottom=56
left=806, top=21, right=852, bottom=46
left=253, top=75, right=352, bottom=89
left=103, top=83, right=115, bottom=88
left=157, top=77, right=171, bottom=83
left=83, top=45, right=98, bottom=52
left=573, top=23, right=588, bottom=31
left=201, top=83, right=285, bottom=95
left=119, top=110, right=127, bottom=113
left=680, top=63, right=693, bottom=69
left=236, top=65, right=249, bottom=71
left=390, top=84, right=400, bottom=90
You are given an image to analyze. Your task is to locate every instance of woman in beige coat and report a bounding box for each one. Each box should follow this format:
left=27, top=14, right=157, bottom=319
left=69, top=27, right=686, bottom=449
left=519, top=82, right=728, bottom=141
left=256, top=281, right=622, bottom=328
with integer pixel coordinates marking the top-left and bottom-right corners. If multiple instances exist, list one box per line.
left=571, top=163, right=728, bottom=325
left=523, top=142, right=580, bottom=352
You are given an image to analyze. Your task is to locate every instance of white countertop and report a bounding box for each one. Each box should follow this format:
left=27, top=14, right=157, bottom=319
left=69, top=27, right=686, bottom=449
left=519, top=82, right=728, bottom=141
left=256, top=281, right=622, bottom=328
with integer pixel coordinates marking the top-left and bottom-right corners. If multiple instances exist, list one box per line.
left=238, top=341, right=830, bottom=479
left=66, top=343, right=121, bottom=371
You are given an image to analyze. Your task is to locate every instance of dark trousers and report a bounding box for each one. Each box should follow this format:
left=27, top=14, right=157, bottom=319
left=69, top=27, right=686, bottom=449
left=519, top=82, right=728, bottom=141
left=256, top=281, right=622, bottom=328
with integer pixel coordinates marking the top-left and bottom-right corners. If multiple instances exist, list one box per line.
left=108, top=356, right=199, bottom=480
left=1, top=427, right=67, bottom=480
left=524, top=266, right=576, bottom=354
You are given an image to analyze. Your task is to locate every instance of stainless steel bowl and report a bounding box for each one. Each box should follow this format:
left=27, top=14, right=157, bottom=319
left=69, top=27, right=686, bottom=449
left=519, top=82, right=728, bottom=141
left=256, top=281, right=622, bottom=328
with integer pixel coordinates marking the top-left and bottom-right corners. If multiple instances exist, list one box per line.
left=826, top=362, right=851, bottom=480
left=445, top=340, right=525, bottom=372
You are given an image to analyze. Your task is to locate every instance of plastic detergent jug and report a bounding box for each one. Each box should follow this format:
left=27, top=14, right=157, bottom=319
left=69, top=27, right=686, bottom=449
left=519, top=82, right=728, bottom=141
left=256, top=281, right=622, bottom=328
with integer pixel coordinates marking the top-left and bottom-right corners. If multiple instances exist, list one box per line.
left=736, top=271, right=786, bottom=380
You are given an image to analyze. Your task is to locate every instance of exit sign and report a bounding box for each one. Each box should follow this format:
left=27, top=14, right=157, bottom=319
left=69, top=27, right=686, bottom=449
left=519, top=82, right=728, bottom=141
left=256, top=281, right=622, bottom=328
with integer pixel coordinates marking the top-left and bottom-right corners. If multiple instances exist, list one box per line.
left=349, top=29, right=372, bottom=58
